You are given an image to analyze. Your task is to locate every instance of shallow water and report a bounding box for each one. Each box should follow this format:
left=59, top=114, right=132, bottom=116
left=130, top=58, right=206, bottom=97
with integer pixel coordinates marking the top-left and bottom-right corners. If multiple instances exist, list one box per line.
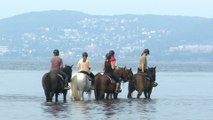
left=0, top=70, right=213, bottom=120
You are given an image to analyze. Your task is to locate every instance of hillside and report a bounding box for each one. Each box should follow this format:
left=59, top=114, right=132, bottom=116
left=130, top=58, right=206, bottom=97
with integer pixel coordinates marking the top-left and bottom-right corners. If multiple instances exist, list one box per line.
left=0, top=10, right=213, bottom=62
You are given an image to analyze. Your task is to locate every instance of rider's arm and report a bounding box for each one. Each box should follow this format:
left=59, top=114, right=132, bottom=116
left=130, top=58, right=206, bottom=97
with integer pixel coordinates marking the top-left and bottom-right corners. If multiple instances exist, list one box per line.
left=111, top=61, right=116, bottom=70
left=77, top=59, right=81, bottom=70
left=102, top=62, right=105, bottom=70
left=141, top=64, right=145, bottom=72
left=60, top=59, right=64, bottom=69
left=88, top=60, right=91, bottom=70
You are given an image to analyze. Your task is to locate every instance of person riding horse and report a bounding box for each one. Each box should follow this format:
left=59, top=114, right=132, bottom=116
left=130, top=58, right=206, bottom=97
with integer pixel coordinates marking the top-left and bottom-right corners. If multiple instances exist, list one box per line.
left=103, top=53, right=121, bottom=93
left=138, top=49, right=158, bottom=87
left=77, top=52, right=95, bottom=87
left=50, top=49, right=69, bottom=89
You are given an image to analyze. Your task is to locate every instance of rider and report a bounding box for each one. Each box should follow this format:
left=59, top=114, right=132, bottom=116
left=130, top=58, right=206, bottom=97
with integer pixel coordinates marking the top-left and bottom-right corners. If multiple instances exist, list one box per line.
left=109, top=50, right=116, bottom=69
left=50, top=49, right=69, bottom=89
left=104, top=53, right=121, bottom=93
left=77, top=52, right=95, bottom=87
left=138, top=49, right=158, bottom=87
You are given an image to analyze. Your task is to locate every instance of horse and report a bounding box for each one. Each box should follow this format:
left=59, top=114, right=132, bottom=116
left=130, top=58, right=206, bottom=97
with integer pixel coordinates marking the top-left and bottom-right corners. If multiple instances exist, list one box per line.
left=70, top=72, right=92, bottom=101
left=127, top=67, right=156, bottom=99
left=42, top=65, right=73, bottom=103
left=94, top=67, right=133, bottom=100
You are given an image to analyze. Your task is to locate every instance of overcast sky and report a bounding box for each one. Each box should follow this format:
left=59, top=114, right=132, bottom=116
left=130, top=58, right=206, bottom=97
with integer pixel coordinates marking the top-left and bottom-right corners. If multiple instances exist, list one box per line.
left=0, top=0, right=213, bottom=19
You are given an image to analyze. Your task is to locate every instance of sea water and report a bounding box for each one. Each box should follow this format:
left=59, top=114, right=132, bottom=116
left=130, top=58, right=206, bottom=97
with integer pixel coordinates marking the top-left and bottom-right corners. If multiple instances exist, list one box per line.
left=0, top=62, right=213, bottom=120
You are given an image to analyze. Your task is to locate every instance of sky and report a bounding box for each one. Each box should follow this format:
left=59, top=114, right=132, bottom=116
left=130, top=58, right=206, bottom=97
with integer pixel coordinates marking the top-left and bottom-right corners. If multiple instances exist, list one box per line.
left=0, top=0, right=213, bottom=19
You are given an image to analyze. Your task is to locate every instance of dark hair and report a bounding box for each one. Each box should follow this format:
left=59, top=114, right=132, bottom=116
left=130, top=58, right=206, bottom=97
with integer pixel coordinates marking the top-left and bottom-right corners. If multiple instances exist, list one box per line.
left=82, top=52, right=88, bottom=57
left=142, top=49, right=150, bottom=55
left=53, top=49, right=59, bottom=56
left=109, top=50, right=115, bottom=56
left=105, top=53, right=111, bottom=60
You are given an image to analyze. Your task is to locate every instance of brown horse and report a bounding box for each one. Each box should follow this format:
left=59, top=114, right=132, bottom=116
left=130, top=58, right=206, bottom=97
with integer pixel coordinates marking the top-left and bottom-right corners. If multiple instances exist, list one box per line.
left=42, top=65, right=73, bottom=102
left=127, top=67, right=156, bottom=99
left=94, top=67, right=133, bottom=100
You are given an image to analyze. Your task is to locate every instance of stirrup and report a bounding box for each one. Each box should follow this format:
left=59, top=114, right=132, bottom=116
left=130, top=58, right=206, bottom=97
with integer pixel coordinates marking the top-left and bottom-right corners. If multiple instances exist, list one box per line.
left=152, top=82, right=158, bottom=87
left=90, top=85, right=95, bottom=90
left=64, top=86, right=70, bottom=90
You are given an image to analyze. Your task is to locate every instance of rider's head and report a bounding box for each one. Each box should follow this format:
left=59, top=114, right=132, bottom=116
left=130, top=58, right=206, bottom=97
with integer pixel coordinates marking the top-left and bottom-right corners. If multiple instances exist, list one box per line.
left=82, top=52, right=88, bottom=58
left=105, top=53, right=111, bottom=60
left=142, top=49, right=150, bottom=55
left=53, top=49, right=59, bottom=56
left=109, top=50, right=115, bottom=56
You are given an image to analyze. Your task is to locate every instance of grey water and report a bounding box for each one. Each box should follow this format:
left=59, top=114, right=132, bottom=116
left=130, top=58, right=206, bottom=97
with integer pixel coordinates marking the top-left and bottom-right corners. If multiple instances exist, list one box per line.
left=0, top=62, right=213, bottom=120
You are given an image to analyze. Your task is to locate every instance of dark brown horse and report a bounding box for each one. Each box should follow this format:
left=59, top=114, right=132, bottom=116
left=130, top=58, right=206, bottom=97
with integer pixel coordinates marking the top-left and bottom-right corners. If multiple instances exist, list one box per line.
left=127, top=67, right=156, bottom=99
left=94, top=67, right=133, bottom=100
left=42, top=65, right=73, bottom=102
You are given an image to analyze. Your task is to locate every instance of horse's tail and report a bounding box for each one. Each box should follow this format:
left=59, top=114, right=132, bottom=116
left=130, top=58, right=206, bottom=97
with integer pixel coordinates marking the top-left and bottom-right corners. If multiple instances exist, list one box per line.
left=71, top=74, right=78, bottom=100
left=42, top=73, right=51, bottom=90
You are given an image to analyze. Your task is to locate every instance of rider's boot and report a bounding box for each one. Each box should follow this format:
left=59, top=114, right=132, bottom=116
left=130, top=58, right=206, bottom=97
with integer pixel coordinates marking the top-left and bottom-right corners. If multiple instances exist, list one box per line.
left=115, top=83, right=121, bottom=93
left=64, top=78, right=70, bottom=90
left=152, top=81, right=158, bottom=87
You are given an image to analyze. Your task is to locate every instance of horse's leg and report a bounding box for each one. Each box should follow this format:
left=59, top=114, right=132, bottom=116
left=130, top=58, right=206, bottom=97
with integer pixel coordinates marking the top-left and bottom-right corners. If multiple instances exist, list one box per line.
left=106, top=93, right=109, bottom=100
left=81, top=91, right=84, bottom=101
left=94, top=89, right=98, bottom=100
left=147, top=88, right=153, bottom=99
left=144, top=91, right=148, bottom=99
left=100, top=90, right=105, bottom=100
left=110, top=94, right=113, bottom=99
left=137, top=90, right=142, bottom=99
left=78, top=89, right=83, bottom=101
left=113, top=93, right=118, bottom=99
left=63, top=90, right=67, bottom=103
left=49, top=92, right=54, bottom=102
left=88, top=90, right=92, bottom=100
left=127, top=81, right=135, bottom=98
left=55, top=93, right=59, bottom=102
left=44, top=91, right=50, bottom=102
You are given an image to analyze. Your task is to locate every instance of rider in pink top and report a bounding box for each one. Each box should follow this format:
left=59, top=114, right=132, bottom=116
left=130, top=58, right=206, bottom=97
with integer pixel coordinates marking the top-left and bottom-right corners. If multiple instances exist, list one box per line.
left=51, top=55, right=63, bottom=70
left=108, top=50, right=121, bottom=92
left=109, top=50, right=116, bottom=70
left=50, top=49, right=69, bottom=89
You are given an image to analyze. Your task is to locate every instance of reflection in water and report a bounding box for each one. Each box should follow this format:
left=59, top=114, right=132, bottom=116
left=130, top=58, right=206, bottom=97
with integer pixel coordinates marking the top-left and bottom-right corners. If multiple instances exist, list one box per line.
left=40, top=99, right=159, bottom=120
left=42, top=102, right=70, bottom=118
left=135, top=99, right=157, bottom=120
left=103, top=100, right=117, bottom=119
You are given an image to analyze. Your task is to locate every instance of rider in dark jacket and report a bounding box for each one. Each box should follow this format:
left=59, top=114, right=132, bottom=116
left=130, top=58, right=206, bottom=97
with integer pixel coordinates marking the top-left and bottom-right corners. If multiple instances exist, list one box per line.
left=104, top=53, right=121, bottom=93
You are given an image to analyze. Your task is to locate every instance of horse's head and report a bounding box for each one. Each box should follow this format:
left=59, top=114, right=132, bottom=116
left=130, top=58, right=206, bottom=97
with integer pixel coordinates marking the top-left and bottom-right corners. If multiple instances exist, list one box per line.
left=115, top=66, right=133, bottom=82
left=147, top=67, right=156, bottom=81
left=125, top=68, right=133, bottom=82
left=63, top=64, right=74, bottom=81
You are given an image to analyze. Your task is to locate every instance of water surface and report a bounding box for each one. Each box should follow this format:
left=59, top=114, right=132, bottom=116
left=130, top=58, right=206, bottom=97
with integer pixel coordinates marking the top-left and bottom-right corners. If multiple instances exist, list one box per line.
left=0, top=70, right=212, bottom=120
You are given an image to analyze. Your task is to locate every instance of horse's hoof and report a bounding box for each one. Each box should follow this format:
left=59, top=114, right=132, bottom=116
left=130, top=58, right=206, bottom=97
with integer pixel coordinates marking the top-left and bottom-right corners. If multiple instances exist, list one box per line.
left=115, top=89, right=122, bottom=93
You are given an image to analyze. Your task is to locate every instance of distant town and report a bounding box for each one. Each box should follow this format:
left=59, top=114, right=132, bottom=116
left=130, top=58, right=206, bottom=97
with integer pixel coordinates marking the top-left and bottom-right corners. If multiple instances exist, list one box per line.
left=0, top=10, right=213, bottom=62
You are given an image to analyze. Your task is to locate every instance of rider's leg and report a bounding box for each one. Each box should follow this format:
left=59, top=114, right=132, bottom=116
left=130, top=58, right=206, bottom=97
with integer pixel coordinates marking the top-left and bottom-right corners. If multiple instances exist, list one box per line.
left=111, top=72, right=121, bottom=93
left=57, top=70, right=69, bottom=89
left=89, top=72, right=95, bottom=85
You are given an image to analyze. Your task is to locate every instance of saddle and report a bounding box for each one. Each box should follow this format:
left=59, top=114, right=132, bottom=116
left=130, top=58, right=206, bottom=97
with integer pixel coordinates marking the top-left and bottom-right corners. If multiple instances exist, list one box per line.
left=57, top=73, right=65, bottom=81
left=138, top=72, right=151, bottom=81
left=79, top=71, right=93, bottom=81
left=102, top=73, right=116, bottom=84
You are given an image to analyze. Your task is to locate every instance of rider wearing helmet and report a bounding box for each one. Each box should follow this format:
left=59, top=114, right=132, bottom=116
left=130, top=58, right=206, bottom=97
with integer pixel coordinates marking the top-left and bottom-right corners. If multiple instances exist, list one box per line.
left=77, top=52, right=95, bottom=87
left=50, top=49, right=69, bottom=89
left=109, top=50, right=116, bottom=70
left=138, top=49, right=158, bottom=87
left=138, top=49, right=149, bottom=73
left=104, top=53, right=121, bottom=93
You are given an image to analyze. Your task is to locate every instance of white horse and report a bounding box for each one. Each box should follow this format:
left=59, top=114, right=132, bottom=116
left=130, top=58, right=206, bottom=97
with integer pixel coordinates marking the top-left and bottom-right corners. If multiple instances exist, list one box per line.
left=70, top=73, right=92, bottom=101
